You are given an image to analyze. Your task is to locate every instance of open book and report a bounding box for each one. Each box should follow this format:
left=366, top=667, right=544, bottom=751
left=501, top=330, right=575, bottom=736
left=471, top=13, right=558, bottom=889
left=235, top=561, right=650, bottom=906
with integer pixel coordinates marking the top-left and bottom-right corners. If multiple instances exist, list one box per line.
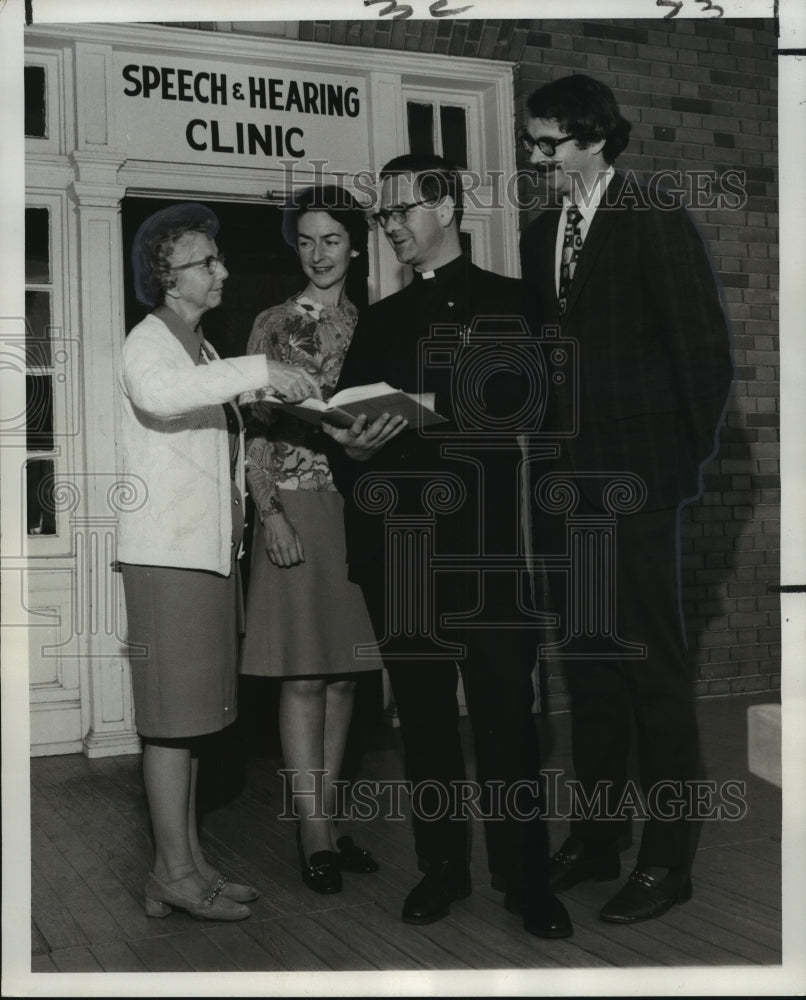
left=250, top=382, right=447, bottom=429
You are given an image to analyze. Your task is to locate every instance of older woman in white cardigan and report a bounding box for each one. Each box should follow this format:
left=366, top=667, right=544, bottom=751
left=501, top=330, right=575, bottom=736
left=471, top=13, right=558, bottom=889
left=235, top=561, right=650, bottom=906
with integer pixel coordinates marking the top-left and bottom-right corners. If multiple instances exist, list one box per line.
left=117, top=202, right=317, bottom=922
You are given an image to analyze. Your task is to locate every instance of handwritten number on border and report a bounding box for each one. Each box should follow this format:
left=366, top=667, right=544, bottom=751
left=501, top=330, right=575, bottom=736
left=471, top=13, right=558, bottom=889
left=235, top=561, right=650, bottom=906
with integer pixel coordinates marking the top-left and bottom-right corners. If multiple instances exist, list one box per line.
left=657, top=0, right=724, bottom=18
left=363, top=0, right=722, bottom=21
left=364, top=0, right=414, bottom=18
left=657, top=0, right=683, bottom=18
left=430, top=0, right=475, bottom=15
left=364, top=0, right=476, bottom=17
left=695, top=0, right=725, bottom=17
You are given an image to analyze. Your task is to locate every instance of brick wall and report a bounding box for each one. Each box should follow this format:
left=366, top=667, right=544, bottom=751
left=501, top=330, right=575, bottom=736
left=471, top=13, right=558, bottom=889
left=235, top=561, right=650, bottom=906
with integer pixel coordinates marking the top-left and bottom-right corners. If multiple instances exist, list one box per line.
left=174, top=18, right=781, bottom=704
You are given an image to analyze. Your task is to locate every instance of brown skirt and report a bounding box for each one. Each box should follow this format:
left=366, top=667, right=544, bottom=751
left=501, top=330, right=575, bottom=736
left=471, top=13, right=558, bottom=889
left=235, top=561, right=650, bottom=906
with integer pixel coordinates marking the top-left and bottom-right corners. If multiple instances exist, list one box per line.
left=239, top=489, right=380, bottom=678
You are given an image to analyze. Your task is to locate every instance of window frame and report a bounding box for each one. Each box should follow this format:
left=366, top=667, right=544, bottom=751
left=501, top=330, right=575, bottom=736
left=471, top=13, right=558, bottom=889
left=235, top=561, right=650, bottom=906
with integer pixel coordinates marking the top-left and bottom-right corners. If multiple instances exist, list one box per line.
left=24, top=50, right=64, bottom=155
left=403, top=85, right=482, bottom=174
left=24, top=192, right=78, bottom=556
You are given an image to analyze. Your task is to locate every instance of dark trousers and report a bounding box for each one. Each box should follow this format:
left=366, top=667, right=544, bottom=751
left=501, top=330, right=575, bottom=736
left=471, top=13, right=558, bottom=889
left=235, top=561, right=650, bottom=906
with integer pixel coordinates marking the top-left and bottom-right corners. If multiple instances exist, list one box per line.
left=536, top=502, right=699, bottom=869
left=357, top=567, right=551, bottom=893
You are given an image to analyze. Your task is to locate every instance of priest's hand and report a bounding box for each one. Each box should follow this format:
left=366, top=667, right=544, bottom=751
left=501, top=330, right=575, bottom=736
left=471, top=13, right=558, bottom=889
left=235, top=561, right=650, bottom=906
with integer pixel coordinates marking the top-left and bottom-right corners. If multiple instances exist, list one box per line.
left=322, top=412, right=408, bottom=461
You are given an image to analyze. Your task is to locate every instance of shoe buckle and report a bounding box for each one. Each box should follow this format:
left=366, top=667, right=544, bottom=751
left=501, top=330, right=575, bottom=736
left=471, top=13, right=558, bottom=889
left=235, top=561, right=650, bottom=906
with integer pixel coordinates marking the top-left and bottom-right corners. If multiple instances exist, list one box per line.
left=204, top=877, right=227, bottom=904
left=630, top=869, right=657, bottom=890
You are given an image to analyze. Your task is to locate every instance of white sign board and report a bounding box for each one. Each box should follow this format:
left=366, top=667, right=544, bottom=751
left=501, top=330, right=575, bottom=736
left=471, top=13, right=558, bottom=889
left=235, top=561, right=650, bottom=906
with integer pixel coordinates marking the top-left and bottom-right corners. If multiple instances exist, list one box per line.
left=112, top=51, right=369, bottom=171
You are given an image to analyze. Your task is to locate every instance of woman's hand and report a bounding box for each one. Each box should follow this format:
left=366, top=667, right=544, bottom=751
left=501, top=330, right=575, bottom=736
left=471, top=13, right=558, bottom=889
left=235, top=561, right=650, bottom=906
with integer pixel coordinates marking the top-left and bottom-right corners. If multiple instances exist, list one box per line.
left=265, top=362, right=321, bottom=403
left=321, top=412, right=408, bottom=461
left=263, top=513, right=304, bottom=567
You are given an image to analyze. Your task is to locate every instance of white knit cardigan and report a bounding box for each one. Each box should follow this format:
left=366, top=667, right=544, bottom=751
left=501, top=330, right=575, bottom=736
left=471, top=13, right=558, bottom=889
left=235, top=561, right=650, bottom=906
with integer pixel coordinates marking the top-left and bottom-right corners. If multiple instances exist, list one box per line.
left=116, top=313, right=271, bottom=576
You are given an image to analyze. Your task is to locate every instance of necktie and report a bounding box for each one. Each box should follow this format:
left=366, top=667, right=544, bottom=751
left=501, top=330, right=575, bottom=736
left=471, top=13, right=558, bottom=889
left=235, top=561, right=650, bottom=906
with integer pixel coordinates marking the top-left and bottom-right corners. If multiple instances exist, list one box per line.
left=557, top=206, right=583, bottom=318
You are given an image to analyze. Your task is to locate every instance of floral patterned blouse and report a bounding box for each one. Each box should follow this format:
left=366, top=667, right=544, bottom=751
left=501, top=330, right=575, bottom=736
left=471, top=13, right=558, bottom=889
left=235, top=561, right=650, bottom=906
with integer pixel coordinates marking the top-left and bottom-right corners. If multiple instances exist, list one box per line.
left=243, top=293, right=358, bottom=519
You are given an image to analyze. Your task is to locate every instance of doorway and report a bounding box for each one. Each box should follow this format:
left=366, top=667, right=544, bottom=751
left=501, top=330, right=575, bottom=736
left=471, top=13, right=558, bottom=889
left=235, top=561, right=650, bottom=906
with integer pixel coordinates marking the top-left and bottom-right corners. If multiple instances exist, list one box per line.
left=120, top=196, right=306, bottom=358
left=118, top=195, right=382, bottom=773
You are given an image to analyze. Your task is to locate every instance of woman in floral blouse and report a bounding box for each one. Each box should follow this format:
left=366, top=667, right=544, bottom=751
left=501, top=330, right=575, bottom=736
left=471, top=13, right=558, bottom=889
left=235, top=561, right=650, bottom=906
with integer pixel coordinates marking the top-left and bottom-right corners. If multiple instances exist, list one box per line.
left=240, top=186, right=381, bottom=895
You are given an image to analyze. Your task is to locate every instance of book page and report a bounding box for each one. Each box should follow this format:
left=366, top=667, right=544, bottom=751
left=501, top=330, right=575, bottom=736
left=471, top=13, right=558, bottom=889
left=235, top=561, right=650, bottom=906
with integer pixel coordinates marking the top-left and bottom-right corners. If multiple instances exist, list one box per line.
left=329, top=381, right=397, bottom=406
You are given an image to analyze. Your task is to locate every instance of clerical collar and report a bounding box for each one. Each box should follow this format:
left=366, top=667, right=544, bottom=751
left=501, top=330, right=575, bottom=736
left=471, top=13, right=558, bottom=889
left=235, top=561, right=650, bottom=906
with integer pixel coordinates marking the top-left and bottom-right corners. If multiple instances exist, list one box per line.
left=414, top=254, right=467, bottom=284
left=153, top=304, right=205, bottom=364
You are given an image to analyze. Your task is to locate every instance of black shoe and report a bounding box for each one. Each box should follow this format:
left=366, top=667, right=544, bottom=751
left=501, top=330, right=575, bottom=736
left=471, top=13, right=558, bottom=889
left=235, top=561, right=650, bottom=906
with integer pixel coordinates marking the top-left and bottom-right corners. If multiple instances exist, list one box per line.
left=599, top=866, right=692, bottom=924
left=296, top=824, right=342, bottom=895
left=336, top=836, right=379, bottom=874
left=549, top=836, right=620, bottom=892
left=301, top=851, right=343, bottom=894
left=504, top=888, right=574, bottom=939
left=401, top=860, right=471, bottom=925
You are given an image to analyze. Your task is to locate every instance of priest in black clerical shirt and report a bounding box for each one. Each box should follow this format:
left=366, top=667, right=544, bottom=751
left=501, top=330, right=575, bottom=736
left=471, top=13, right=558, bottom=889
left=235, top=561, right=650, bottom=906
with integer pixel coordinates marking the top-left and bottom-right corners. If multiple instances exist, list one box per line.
left=324, top=154, right=571, bottom=941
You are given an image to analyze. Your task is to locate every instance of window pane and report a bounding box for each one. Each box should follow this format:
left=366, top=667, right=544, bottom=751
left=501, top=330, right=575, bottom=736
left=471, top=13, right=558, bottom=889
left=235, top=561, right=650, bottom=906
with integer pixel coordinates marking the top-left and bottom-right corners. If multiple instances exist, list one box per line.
left=25, top=291, right=52, bottom=368
left=26, top=207, right=50, bottom=283
left=440, top=105, right=468, bottom=168
left=407, top=102, right=434, bottom=156
left=26, top=374, right=54, bottom=451
left=26, top=459, right=57, bottom=536
left=25, top=65, right=47, bottom=138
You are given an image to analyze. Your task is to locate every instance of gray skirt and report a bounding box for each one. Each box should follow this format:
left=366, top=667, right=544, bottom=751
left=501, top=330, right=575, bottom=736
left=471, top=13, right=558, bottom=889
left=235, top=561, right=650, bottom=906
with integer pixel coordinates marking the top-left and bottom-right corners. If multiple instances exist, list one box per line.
left=240, top=489, right=380, bottom=678
left=122, top=483, right=244, bottom=739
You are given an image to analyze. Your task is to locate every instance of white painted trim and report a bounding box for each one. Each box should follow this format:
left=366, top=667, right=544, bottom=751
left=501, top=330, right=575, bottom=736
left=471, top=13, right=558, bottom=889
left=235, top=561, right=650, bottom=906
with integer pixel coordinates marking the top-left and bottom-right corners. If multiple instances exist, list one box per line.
left=402, top=85, right=484, bottom=173
left=23, top=48, right=64, bottom=155
left=22, top=189, right=78, bottom=559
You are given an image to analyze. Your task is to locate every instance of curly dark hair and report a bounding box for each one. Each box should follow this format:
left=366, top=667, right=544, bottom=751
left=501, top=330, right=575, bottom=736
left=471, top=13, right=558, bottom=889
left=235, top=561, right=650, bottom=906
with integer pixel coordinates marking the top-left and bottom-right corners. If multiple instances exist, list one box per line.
left=131, top=202, right=220, bottom=307
left=526, top=74, right=632, bottom=164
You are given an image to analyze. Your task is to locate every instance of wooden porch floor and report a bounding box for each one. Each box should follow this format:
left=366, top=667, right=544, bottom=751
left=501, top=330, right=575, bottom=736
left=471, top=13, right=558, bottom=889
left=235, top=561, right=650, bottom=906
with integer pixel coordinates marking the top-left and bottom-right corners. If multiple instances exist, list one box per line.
left=28, top=689, right=783, bottom=989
